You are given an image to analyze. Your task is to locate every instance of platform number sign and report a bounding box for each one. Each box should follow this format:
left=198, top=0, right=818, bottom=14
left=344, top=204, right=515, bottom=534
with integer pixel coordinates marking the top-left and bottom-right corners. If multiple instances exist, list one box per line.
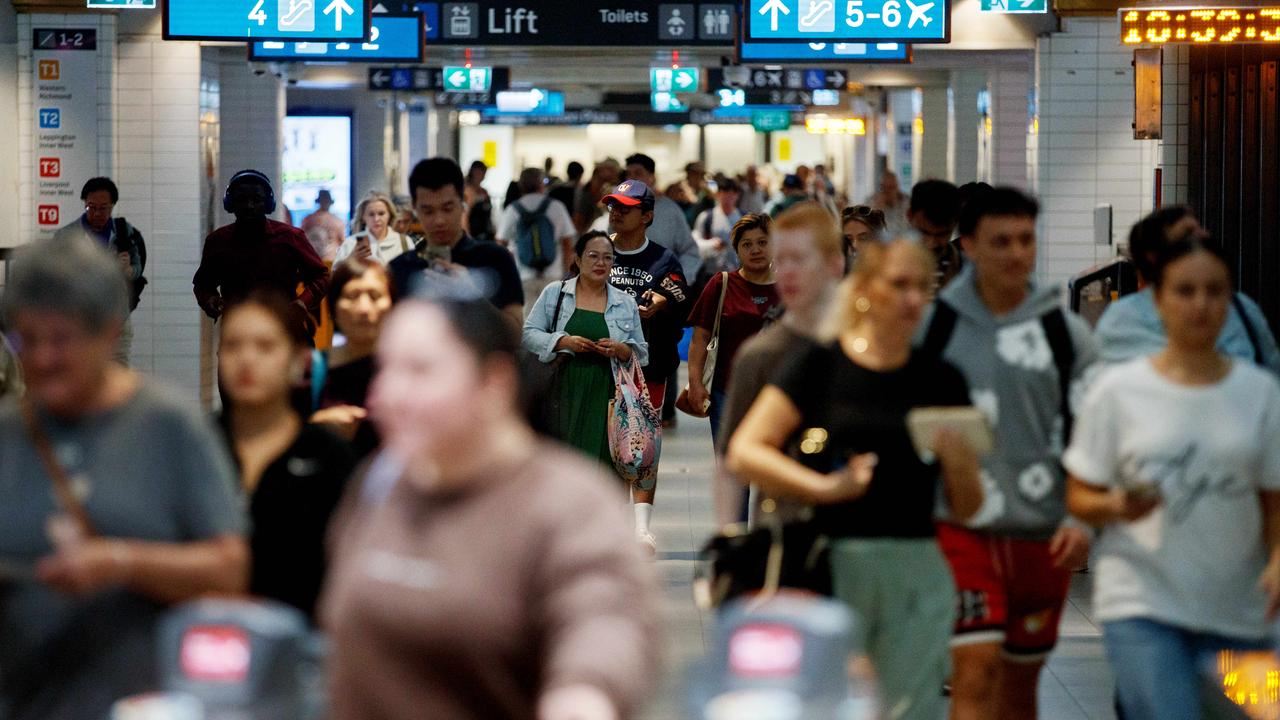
left=37, top=205, right=60, bottom=226
left=747, top=0, right=950, bottom=43
left=39, top=158, right=61, bottom=178
left=38, top=108, right=61, bottom=129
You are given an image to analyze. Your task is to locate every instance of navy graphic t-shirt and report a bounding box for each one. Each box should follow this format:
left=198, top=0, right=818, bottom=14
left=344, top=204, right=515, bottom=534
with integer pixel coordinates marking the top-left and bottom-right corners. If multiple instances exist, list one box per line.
left=610, top=239, right=689, bottom=378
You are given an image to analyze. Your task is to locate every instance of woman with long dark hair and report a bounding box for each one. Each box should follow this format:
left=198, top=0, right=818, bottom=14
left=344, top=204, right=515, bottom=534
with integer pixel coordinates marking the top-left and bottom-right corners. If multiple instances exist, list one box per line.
left=218, top=291, right=353, bottom=619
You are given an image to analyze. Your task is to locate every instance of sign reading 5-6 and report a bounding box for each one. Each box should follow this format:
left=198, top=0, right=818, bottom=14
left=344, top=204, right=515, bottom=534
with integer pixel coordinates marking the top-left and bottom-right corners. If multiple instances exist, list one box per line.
left=747, top=0, right=950, bottom=43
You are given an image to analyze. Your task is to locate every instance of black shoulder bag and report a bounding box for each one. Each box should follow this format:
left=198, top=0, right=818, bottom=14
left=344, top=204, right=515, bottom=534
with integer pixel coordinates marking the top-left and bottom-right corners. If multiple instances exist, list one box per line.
left=524, top=282, right=570, bottom=436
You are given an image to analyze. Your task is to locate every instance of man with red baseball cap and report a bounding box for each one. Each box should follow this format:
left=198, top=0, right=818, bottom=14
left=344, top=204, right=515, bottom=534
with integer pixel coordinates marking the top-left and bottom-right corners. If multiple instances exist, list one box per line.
left=601, top=180, right=689, bottom=556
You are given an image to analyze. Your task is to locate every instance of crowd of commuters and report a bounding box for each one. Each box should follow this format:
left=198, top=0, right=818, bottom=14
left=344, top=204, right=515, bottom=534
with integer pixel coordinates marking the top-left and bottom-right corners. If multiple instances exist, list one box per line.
left=5, top=148, right=1280, bottom=720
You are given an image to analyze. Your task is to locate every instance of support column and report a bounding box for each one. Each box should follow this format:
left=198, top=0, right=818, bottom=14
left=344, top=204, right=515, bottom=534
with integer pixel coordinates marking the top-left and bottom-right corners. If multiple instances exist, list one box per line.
left=949, top=70, right=986, bottom=185
left=989, top=54, right=1034, bottom=189
left=919, top=86, right=949, bottom=181
left=887, top=88, right=918, bottom=188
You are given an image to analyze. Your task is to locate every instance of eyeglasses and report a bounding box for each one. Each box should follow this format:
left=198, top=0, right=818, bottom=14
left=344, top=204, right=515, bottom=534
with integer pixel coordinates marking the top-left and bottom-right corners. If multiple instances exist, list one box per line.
left=606, top=203, right=637, bottom=215
left=85, top=203, right=114, bottom=213
left=583, top=251, right=615, bottom=265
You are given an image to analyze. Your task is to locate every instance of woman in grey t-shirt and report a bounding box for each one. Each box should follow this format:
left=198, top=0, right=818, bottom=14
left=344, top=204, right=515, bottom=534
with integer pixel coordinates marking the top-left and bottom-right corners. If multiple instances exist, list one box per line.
left=0, top=238, right=247, bottom=720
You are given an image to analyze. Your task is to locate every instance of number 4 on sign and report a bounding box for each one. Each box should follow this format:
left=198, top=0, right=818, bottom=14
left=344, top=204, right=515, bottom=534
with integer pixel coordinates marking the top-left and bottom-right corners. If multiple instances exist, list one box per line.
left=249, top=0, right=268, bottom=26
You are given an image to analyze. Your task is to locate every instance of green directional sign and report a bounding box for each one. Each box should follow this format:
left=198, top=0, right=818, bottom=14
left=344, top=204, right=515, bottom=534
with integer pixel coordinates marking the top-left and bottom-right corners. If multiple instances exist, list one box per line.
left=652, top=92, right=689, bottom=113
left=752, top=109, right=791, bottom=133
left=650, top=67, right=700, bottom=94
left=980, top=0, right=1047, bottom=13
left=442, top=66, right=493, bottom=92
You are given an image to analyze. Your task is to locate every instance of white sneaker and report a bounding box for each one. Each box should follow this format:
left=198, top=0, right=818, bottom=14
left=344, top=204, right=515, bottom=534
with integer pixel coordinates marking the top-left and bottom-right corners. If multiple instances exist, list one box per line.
left=636, top=529, right=657, bottom=560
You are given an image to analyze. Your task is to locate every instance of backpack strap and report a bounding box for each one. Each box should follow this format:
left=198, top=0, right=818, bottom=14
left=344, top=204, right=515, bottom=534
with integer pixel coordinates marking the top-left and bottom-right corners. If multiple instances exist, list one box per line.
left=919, top=300, right=959, bottom=360
left=1232, top=294, right=1264, bottom=365
left=1039, top=308, right=1077, bottom=443
left=310, top=349, right=328, bottom=412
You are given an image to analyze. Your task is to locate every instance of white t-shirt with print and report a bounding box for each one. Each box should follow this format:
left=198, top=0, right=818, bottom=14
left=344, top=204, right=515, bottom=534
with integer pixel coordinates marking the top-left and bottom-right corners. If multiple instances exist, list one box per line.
left=1064, top=357, right=1280, bottom=640
left=497, top=193, right=576, bottom=280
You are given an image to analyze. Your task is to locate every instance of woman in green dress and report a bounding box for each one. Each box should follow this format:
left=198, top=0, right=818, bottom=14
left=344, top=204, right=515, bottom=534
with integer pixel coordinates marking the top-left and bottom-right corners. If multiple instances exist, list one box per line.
left=523, top=231, right=649, bottom=470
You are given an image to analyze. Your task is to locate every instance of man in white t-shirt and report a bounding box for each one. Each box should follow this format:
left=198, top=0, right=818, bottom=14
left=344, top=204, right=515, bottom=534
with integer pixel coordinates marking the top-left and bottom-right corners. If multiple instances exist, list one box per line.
left=496, top=168, right=576, bottom=293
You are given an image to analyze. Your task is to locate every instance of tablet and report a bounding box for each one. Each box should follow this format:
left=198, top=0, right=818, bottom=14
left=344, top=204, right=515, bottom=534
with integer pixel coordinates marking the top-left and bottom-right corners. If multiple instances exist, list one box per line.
left=906, top=406, right=995, bottom=459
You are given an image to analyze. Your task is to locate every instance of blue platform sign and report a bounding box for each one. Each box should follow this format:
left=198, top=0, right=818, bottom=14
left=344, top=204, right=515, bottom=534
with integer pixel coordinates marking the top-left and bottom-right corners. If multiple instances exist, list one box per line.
left=746, top=0, right=949, bottom=43
left=250, top=14, right=423, bottom=62
left=739, top=40, right=910, bottom=63
left=165, top=0, right=372, bottom=42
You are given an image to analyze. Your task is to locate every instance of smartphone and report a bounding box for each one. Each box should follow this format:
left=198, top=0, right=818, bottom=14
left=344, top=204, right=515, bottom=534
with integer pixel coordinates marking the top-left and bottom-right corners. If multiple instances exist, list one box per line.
left=906, top=406, right=995, bottom=458
left=424, top=244, right=452, bottom=265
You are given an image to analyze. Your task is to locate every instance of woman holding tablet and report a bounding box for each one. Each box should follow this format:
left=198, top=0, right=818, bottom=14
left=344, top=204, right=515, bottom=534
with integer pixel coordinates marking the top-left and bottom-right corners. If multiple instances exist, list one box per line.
left=728, top=238, right=984, bottom=720
left=1065, top=236, right=1280, bottom=720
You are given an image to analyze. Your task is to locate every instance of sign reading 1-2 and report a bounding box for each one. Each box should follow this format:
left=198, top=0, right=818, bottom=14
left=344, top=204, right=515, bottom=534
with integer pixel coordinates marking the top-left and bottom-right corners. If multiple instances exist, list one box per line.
left=164, top=0, right=372, bottom=42
left=747, top=0, right=949, bottom=43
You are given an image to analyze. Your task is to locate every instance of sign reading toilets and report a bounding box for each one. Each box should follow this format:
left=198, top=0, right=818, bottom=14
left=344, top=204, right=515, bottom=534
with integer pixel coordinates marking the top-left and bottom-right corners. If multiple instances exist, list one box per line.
left=31, top=29, right=99, bottom=236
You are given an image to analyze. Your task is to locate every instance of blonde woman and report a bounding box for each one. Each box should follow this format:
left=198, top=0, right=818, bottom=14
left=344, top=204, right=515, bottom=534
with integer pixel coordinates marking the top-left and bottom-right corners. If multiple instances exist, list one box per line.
left=728, top=238, right=983, bottom=720
left=334, top=192, right=413, bottom=265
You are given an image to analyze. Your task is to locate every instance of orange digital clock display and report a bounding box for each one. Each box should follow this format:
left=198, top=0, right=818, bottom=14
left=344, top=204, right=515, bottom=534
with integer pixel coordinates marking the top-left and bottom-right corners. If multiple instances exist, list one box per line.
left=1120, top=7, right=1280, bottom=44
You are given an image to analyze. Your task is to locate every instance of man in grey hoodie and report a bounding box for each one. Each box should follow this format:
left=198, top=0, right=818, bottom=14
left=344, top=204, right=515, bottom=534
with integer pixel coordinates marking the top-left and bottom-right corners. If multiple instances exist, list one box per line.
left=916, top=187, right=1099, bottom=720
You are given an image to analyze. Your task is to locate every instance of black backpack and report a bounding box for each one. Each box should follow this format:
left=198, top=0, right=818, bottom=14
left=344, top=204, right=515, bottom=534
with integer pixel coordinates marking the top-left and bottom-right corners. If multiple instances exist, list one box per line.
left=920, top=300, right=1077, bottom=440
left=113, top=217, right=148, bottom=310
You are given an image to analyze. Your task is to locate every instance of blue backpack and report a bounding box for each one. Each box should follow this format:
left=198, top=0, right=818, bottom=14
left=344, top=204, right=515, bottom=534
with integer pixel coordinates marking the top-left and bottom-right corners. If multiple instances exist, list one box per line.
left=514, top=196, right=556, bottom=271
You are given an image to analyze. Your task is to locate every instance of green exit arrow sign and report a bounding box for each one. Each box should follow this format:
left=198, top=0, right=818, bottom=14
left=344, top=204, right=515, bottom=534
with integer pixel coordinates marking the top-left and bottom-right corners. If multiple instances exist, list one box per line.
left=980, top=0, right=1047, bottom=13
left=650, top=67, right=700, bottom=94
left=752, top=109, right=791, bottom=133
left=443, top=66, right=493, bottom=92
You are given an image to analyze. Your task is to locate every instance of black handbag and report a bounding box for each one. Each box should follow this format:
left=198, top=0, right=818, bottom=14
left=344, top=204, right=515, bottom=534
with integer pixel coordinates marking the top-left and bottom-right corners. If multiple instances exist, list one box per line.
left=696, top=515, right=832, bottom=609
left=695, top=426, right=844, bottom=609
left=524, top=282, right=570, bottom=436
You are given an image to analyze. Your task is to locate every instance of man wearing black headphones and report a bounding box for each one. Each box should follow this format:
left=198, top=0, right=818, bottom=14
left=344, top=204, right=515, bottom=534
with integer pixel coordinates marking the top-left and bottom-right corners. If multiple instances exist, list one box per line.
left=193, top=170, right=329, bottom=336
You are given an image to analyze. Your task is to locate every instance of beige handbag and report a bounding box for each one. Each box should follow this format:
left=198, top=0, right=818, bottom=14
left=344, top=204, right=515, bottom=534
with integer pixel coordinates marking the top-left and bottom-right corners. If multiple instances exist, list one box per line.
left=676, top=272, right=729, bottom=418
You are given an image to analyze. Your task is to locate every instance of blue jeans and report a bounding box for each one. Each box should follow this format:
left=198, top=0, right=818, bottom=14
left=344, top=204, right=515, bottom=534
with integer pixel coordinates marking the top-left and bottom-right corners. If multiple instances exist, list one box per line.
left=1103, top=617, right=1266, bottom=720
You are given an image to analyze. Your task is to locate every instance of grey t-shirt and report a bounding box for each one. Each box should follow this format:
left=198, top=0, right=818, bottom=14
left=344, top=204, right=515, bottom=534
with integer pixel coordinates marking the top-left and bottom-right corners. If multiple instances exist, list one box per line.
left=0, top=381, right=245, bottom=719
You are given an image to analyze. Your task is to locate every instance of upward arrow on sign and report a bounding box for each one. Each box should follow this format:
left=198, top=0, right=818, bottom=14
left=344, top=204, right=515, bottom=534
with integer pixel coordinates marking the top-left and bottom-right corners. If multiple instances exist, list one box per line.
left=323, top=0, right=355, bottom=31
left=758, top=0, right=790, bottom=31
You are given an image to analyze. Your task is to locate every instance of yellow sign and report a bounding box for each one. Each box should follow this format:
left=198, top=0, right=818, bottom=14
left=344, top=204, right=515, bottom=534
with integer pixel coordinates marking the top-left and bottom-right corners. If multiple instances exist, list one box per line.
left=1120, top=7, right=1280, bottom=44
left=778, top=138, right=792, bottom=162
left=804, top=116, right=867, bottom=135
left=482, top=140, right=498, bottom=169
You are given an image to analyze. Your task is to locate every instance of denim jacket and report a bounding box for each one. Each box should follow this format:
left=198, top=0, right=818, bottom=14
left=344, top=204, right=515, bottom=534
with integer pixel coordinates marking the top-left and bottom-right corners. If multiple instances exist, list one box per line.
left=522, top=277, right=649, bottom=366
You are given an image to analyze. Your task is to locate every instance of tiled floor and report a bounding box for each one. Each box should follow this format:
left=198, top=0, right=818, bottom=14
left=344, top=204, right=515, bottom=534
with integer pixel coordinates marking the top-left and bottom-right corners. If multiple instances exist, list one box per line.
left=639, top=411, right=1117, bottom=719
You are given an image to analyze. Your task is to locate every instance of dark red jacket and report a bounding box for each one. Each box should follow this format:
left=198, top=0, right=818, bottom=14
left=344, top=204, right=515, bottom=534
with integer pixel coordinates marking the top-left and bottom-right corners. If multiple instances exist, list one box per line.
left=193, top=219, right=329, bottom=319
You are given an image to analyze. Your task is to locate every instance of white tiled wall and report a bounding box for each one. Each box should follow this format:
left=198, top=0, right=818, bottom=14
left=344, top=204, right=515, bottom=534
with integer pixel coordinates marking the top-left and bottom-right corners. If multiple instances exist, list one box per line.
left=990, top=60, right=1033, bottom=189
left=1034, top=17, right=1161, bottom=290
left=112, top=25, right=203, bottom=394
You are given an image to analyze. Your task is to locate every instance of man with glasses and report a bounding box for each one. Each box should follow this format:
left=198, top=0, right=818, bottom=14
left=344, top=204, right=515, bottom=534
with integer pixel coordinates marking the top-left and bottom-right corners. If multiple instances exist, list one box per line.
left=53, top=177, right=146, bottom=365
left=908, top=179, right=964, bottom=290
left=600, top=180, right=689, bottom=557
